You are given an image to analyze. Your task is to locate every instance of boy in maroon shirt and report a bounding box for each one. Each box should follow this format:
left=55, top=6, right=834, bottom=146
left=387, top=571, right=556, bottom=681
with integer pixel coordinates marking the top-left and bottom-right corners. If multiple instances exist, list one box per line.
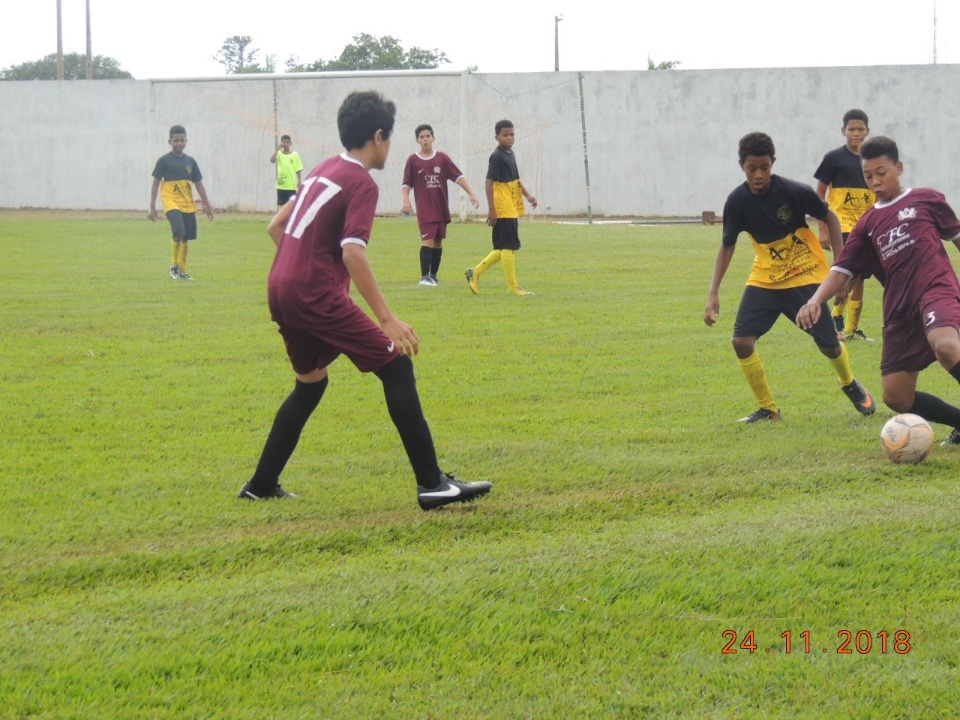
left=798, top=136, right=960, bottom=444
left=401, top=124, right=479, bottom=285
left=238, top=91, right=492, bottom=509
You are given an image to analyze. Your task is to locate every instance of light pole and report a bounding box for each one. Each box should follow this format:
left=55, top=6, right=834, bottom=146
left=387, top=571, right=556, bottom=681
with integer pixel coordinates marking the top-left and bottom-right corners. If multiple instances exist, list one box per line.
left=555, top=15, right=563, bottom=71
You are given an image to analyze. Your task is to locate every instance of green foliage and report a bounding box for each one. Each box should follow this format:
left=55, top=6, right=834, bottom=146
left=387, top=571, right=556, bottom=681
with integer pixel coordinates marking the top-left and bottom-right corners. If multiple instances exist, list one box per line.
left=213, top=35, right=272, bottom=74
left=1, top=212, right=958, bottom=718
left=648, top=55, right=681, bottom=70
left=0, top=52, right=133, bottom=80
left=290, top=33, right=450, bottom=72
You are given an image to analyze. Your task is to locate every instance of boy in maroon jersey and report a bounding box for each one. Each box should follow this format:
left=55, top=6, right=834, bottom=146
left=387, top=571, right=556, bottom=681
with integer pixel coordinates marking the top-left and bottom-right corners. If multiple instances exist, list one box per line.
left=797, top=136, right=960, bottom=444
left=401, top=124, right=479, bottom=285
left=238, top=91, right=492, bottom=509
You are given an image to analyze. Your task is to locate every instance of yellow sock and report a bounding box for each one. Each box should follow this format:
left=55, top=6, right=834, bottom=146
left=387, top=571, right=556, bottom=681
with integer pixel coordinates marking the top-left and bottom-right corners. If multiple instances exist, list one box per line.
left=501, top=249, right=519, bottom=290
left=827, top=342, right=855, bottom=386
left=475, top=250, right=501, bottom=278
left=845, top=300, right=863, bottom=334
left=171, top=240, right=180, bottom=266
left=832, top=301, right=846, bottom=320
left=737, top=352, right=777, bottom=411
left=178, top=241, right=189, bottom=273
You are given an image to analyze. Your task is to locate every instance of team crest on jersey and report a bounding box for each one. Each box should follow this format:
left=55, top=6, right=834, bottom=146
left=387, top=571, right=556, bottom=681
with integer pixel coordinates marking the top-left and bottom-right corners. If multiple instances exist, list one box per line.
left=777, top=206, right=794, bottom=224
left=433, top=166, right=441, bottom=173
left=898, top=207, right=917, bottom=221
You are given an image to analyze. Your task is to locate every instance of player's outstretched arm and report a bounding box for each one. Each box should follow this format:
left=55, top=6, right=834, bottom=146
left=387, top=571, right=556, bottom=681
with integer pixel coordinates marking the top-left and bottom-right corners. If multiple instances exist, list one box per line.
left=704, top=244, right=735, bottom=326
left=267, top=200, right=294, bottom=248
left=456, top=177, right=480, bottom=209
left=342, top=243, right=419, bottom=357
left=796, top=270, right=849, bottom=329
left=196, top=181, right=214, bottom=221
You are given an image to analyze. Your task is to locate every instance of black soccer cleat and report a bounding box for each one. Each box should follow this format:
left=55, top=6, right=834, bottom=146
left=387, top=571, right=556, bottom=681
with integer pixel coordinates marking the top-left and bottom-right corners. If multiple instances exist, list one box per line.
left=237, top=481, right=299, bottom=500
left=940, top=429, right=960, bottom=447
left=840, top=378, right=876, bottom=416
left=417, top=473, right=492, bottom=511
left=737, top=407, right=782, bottom=424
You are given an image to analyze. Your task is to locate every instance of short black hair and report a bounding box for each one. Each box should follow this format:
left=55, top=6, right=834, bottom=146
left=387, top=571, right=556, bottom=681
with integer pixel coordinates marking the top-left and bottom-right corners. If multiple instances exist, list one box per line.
left=843, top=109, right=869, bottom=128
left=495, top=119, right=514, bottom=135
left=169, top=124, right=186, bottom=138
left=337, top=91, right=396, bottom=151
left=414, top=124, right=433, bottom=138
left=280, top=134, right=292, bottom=142
left=738, top=132, right=775, bottom=163
left=860, top=136, right=898, bottom=164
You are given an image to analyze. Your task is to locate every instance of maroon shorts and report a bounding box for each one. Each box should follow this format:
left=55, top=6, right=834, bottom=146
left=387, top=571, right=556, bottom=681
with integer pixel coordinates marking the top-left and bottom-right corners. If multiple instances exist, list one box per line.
left=418, top=221, right=447, bottom=242
left=274, top=301, right=400, bottom=375
left=881, top=293, right=960, bottom=375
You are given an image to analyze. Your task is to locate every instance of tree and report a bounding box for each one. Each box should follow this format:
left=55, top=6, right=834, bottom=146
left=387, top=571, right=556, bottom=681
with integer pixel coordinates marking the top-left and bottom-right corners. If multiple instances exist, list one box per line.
left=290, top=33, right=450, bottom=72
left=647, top=55, right=681, bottom=70
left=1, top=53, right=132, bottom=80
left=213, top=36, right=261, bottom=74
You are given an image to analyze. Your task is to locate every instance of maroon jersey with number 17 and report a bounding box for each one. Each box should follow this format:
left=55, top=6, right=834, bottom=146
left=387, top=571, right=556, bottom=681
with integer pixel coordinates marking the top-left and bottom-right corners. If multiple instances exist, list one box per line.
left=836, top=187, right=960, bottom=321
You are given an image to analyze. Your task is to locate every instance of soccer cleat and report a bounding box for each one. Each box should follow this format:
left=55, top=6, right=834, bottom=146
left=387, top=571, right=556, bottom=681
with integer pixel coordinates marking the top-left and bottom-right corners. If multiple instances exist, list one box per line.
left=429, top=274, right=439, bottom=284
left=417, top=473, right=492, bottom=511
left=237, top=481, right=299, bottom=500
left=840, top=378, right=876, bottom=415
left=170, top=264, right=180, bottom=279
left=833, top=315, right=845, bottom=337
left=177, top=271, right=193, bottom=281
left=511, top=287, right=534, bottom=296
left=940, top=429, right=960, bottom=446
left=465, top=267, right=479, bottom=294
left=737, top=407, right=782, bottom=423
left=843, top=328, right=874, bottom=342
left=418, top=275, right=437, bottom=286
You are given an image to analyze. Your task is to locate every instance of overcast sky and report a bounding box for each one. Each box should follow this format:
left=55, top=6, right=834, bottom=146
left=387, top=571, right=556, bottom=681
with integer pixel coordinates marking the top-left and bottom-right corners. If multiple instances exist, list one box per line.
left=0, top=0, right=953, bottom=78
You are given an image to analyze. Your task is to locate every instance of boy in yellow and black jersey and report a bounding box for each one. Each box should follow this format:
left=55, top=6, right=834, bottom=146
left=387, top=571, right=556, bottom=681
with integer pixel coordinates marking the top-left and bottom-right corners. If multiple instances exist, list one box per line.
left=150, top=125, right=214, bottom=280
left=704, top=132, right=875, bottom=423
left=465, top=119, right=537, bottom=296
left=814, top=109, right=875, bottom=340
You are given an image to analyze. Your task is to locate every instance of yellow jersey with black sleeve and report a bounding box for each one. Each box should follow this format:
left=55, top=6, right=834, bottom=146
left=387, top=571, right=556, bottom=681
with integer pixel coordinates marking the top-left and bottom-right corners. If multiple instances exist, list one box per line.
left=813, top=146, right=875, bottom=233
left=152, top=152, right=203, bottom=213
left=486, top=146, right=524, bottom=219
left=722, top=175, right=832, bottom=289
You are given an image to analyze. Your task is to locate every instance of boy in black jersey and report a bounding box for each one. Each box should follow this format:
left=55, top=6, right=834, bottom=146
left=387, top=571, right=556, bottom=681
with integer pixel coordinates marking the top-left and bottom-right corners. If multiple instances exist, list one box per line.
left=704, top=132, right=875, bottom=423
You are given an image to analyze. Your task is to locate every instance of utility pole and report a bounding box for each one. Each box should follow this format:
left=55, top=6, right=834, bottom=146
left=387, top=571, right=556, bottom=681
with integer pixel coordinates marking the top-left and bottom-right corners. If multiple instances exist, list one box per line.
left=56, top=0, right=64, bottom=80
left=85, top=0, right=93, bottom=79
left=554, top=15, right=563, bottom=71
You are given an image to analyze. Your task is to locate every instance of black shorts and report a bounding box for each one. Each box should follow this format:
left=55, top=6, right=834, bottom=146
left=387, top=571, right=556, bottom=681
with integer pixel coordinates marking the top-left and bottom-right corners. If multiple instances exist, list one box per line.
left=492, top=218, right=521, bottom=251
left=733, top=284, right=839, bottom=348
left=277, top=188, right=296, bottom=206
left=165, top=210, right=197, bottom=241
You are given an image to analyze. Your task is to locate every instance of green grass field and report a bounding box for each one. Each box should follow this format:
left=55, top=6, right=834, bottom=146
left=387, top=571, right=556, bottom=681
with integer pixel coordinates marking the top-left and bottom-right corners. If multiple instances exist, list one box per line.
left=2, top=211, right=958, bottom=719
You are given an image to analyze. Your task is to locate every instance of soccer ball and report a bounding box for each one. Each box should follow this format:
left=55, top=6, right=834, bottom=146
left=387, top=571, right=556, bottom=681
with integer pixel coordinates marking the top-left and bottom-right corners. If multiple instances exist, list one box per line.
left=880, top=414, right=934, bottom=464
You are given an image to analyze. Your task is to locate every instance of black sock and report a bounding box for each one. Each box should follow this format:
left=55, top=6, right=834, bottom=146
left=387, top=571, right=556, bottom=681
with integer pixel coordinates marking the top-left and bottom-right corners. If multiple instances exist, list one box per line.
left=375, top=355, right=441, bottom=488
left=419, top=246, right=432, bottom=277
left=908, top=390, right=960, bottom=429
left=949, top=360, right=960, bottom=385
left=249, top=378, right=327, bottom=489
left=430, top=247, right=443, bottom=276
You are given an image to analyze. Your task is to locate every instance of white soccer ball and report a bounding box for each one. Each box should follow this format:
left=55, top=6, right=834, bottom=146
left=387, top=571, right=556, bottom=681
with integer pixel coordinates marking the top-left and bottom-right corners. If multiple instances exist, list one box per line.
left=880, top=414, right=934, bottom=464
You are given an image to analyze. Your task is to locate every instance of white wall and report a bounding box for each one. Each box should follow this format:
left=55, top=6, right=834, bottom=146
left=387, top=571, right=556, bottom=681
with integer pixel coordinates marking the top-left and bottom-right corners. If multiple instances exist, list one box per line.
left=1, top=65, right=958, bottom=215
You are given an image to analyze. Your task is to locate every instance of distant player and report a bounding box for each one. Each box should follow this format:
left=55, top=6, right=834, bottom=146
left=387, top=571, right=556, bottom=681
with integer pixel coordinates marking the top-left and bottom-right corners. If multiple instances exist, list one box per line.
left=401, top=124, right=479, bottom=286
left=238, top=91, right=492, bottom=510
left=704, top=132, right=876, bottom=423
left=798, top=136, right=960, bottom=445
left=270, top=134, right=304, bottom=208
left=149, top=124, right=214, bottom=281
left=814, top=109, right=876, bottom=340
left=465, top=119, right=537, bottom=296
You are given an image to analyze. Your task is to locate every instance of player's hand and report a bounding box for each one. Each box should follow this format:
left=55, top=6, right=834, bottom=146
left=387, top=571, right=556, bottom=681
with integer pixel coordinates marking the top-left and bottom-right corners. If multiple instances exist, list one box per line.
left=205, top=206, right=214, bottom=220
left=796, top=301, right=821, bottom=330
left=469, top=195, right=480, bottom=209
left=148, top=209, right=158, bottom=221
left=704, top=298, right=720, bottom=326
left=818, top=221, right=831, bottom=250
left=835, top=282, right=850, bottom=306
left=527, top=195, right=538, bottom=208
left=401, top=201, right=412, bottom=215
left=382, top=317, right=420, bottom=357
left=486, top=209, right=497, bottom=226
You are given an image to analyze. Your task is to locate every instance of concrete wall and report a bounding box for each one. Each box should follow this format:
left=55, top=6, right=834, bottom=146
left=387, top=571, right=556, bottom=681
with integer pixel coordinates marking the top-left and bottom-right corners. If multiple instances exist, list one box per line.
left=1, top=65, right=958, bottom=215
